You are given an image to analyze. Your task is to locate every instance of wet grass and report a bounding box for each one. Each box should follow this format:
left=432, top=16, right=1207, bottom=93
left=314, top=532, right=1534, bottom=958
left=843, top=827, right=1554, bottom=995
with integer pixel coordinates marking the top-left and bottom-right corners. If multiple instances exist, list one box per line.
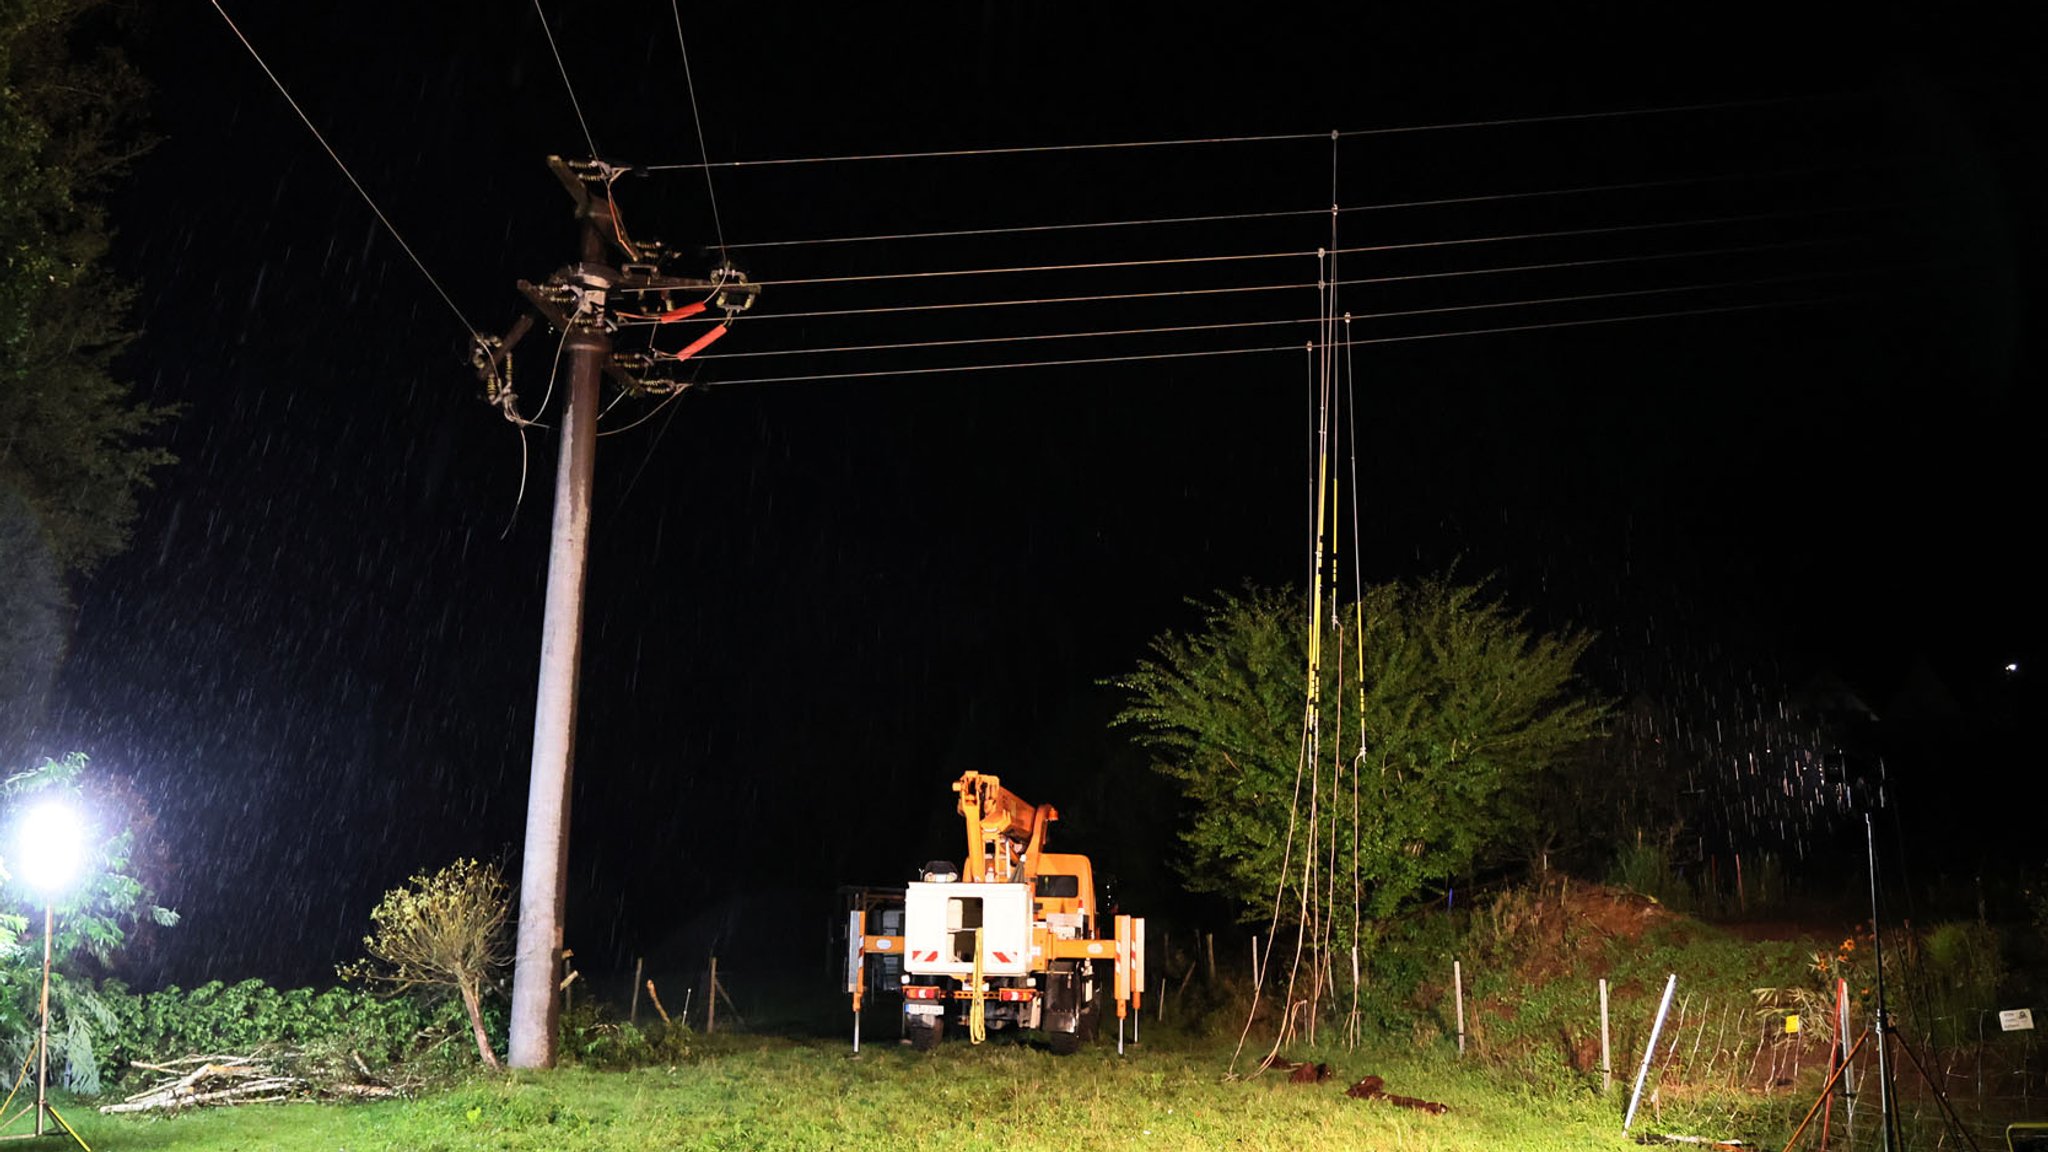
left=66, top=1030, right=1670, bottom=1151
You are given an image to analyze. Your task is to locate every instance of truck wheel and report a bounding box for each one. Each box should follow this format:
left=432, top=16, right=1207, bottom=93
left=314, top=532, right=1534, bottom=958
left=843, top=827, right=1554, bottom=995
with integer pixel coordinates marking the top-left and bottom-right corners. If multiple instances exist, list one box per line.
left=907, top=1016, right=944, bottom=1052
left=1047, top=1029, right=1081, bottom=1056
left=1076, top=1005, right=1100, bottom=1043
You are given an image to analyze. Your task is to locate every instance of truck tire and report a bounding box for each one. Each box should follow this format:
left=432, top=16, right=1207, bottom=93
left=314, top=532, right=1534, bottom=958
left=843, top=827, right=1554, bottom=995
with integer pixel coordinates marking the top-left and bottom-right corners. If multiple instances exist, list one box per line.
left=1047, top=1028, right=1081, bottom=1056
left=1076, top=1004, right=1100, bottom=1042
left=907, top=1016, right=944, bottom=1052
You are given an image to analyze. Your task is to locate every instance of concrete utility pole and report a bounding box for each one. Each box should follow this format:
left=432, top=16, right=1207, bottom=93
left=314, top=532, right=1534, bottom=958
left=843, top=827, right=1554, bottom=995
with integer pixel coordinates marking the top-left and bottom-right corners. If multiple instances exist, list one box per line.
left=476, top=156, right=756, bottom=1068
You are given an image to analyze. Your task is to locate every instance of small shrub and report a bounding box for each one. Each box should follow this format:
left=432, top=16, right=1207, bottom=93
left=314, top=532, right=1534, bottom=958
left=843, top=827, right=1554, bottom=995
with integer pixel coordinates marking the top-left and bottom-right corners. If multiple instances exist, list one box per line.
left=96, top=979, right=448, bottom=1088
left=559, top=1000, right=689, bottom=1069
left=1610, top=834, right=1692, bottom=913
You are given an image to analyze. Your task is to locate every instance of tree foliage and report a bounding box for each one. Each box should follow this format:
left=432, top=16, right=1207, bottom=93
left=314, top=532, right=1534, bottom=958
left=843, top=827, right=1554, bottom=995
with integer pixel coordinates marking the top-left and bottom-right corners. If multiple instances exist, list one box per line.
left=342, top=859, right=513, bottom=1071
left=1113, top=579, right=1605, bottom=934
left=0, top=0, right=170, bottom=574
left=1, top=0, right=172, bottom=765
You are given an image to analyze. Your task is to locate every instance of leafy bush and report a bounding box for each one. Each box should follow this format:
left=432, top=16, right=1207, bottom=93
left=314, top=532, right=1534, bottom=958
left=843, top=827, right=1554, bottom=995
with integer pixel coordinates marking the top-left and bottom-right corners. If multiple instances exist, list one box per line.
left=339, top=858, right=511, bottom=1070
left=1910, top=920, right=2004, bottom=1050
left=558, top=1000, right=689, bottom=1069
left=93, top=978, right=483, bottom=1088
left=1609, top=835, right=1691, bottom=912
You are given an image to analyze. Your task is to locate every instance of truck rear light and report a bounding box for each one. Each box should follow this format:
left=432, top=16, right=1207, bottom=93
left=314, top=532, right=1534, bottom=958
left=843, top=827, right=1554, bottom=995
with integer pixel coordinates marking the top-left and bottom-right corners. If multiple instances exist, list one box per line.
left=904, top=985, right=943, bottom=1001
left=996, top=988, right=1036, bottom=1002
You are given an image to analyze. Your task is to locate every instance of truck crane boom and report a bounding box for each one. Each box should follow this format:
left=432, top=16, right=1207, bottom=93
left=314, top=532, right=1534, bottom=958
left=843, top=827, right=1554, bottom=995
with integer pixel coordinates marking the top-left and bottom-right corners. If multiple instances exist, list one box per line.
left=953, top=770, right=1057, bottom=885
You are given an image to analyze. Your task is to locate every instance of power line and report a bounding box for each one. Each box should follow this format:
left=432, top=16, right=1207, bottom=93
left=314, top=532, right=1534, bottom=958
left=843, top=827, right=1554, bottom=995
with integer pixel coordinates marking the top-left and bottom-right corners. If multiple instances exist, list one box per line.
left=756, top=249, right=1304, bottom=288
left=698, top=316, right=1321, bottom=360
left=1338, top=238, right=1835, bottom=290
left=668, top=0, right=727, bottom=263
left=645, top=237, right=1835, bottom=327
left=720, top=163, right=1894, bottom=251
left=647, top=131, right=1324, bottom=171
left=754, top=204, right=1878, bottom=289
left=531, top=0, right=603, bottom=160
left=700, top=296, right=1850, bottom=388
left=698, top=268, right=1879, bottom=364
left=1333, top=205, right=1878, bottom=259
left=726, top=208, right=1324, bottom=250
left=624, top=281, right=1317, bottom=324
left=644, top=93, right=1850, bottom=171
left=205, top=0, right=485, bottom=347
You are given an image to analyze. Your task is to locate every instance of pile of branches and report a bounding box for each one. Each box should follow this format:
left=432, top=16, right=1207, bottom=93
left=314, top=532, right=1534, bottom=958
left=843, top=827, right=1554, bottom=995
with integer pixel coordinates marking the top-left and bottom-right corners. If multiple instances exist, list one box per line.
left=98, top=1052, right=400, bottom=1114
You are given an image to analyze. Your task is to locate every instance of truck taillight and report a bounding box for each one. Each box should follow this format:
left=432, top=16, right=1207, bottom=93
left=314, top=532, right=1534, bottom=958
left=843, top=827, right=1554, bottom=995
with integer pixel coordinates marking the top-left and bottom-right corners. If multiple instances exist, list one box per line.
left=904, top=985, right=942, bottom=1000
left=996, top=988, right=1036, bottom=1002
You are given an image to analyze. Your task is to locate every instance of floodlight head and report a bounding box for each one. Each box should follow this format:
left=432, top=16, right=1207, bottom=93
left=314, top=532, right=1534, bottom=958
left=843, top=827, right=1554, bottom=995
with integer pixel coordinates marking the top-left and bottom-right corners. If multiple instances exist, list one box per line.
left=14, top=801, right=87, bottom=895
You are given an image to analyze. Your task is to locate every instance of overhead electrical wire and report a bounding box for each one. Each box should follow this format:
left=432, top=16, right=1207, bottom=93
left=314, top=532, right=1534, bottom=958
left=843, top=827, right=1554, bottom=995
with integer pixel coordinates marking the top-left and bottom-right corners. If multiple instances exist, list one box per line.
left=748, top=204, right=1881, bottom=290
left=642, top=93, right=1852, bottom=171
left=697, top=316, right=1322, bottom=360
left=530, top=0, right=604, bottom=160
left=697, top=295, right=1858, bottom=388
left=720, top=163, right=1889, bottom=251
left=619, top=281, right=1317, bottom=325
left=631, top=237, right=1838, bottom=328
left=699, top=266, right=1883, bottom=366
left=668, top=0, right=728, bottom=263
left=205, top=0, right=487, bottom=353
left=757, top=248, right=1302, bottom=288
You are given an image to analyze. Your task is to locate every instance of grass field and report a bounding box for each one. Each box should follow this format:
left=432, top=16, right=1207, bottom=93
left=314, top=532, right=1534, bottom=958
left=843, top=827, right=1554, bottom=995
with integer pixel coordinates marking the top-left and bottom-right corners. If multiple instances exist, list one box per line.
left=62, top=1031, right=1672, bottom=1152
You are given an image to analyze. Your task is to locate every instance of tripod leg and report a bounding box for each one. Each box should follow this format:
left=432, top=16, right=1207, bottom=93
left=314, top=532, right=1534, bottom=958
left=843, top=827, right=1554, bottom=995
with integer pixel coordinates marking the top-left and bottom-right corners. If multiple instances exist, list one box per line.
left=1890, top=1033, right=1980, bottom=1152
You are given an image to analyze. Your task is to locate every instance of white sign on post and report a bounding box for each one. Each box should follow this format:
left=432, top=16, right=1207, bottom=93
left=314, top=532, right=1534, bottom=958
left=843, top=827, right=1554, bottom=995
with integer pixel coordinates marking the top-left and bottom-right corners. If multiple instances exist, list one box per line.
left=1999, top=1008, right=2035, bottom=1032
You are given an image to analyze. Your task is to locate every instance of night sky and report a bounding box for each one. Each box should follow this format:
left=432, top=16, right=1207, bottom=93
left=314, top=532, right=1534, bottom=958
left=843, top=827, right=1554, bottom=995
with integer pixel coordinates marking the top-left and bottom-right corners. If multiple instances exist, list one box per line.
left=26, top=4, right=2040, bottom=989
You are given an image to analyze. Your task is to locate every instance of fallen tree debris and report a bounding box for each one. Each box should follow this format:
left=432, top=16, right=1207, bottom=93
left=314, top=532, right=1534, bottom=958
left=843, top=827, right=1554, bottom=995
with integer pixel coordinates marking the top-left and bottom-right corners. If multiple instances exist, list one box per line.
left=1345, top=1074, right=1449, bottom=1114
left=1634, top=1134, right=1752, bottom=1149
left=99, top=1053, right=399, bottom=1114
left=1257, top=1054, right=1333, bottom=1083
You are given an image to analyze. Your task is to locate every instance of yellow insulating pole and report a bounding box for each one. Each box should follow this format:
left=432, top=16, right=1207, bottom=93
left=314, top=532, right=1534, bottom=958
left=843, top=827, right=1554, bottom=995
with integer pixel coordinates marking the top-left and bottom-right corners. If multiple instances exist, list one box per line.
left=968, top=927, right=988, bottom=1044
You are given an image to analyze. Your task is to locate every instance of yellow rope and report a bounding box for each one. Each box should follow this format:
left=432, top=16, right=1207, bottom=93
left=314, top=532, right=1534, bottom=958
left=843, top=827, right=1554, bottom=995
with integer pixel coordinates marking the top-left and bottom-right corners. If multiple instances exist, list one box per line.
left=968, top=927, right=987, bottom=1045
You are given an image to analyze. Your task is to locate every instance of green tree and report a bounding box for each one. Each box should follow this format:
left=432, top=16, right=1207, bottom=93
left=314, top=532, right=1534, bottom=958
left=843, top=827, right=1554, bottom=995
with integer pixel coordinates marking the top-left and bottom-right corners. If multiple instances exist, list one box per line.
left=1, top=0, right=173, bottom=761
left=0, top=752, right=177, bottom=1092
left=342, top=859, right=513, bottom=1071
left=1113, top=579, right=1605, bottom=936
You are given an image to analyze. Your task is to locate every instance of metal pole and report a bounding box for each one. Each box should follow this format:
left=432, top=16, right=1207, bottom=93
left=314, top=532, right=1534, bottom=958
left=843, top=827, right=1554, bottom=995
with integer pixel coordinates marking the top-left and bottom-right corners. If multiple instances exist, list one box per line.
left=509, top=209, right=609, bottom=1070
left=1601, top=978, right=1613, bottom=1093
left=36, top=903, right=51, bottom=1137
left=1866, top=814, right=1897, bottom=1152
left=1625, top=974, right=1679, bottom=1134
left=1454, top=959, right=1466, bottom=1056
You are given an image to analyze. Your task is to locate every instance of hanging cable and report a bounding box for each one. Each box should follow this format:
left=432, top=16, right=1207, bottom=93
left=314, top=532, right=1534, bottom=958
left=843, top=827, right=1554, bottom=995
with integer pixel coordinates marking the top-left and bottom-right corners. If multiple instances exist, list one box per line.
left=1228, top=339, right=1326, bottom=1082
left=205, top=0, right=487, bottom=354
left=968, top=927, right=988, bottom=1045
left=530, top=0, right=603, bottom=160
left=597, top=371, right=703, bottom=438
left=1342, top=309, right=1366, bottom=1050
left=669, top=0, right=728, bottom=263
